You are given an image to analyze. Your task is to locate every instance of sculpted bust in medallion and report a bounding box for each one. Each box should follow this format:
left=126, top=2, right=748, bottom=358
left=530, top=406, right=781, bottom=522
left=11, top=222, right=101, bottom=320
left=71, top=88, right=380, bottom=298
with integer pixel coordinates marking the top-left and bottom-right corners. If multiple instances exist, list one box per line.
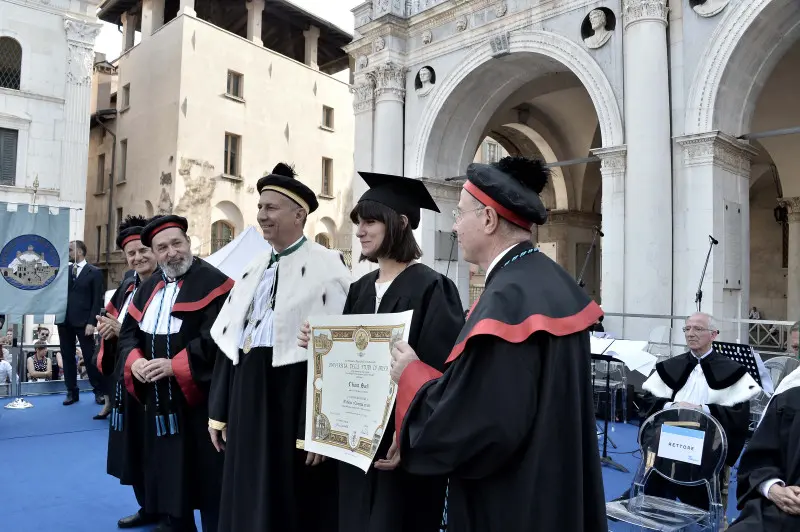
left=691, top=0, right=729, bottom=18
left=584, top=9, right=613, bottom=50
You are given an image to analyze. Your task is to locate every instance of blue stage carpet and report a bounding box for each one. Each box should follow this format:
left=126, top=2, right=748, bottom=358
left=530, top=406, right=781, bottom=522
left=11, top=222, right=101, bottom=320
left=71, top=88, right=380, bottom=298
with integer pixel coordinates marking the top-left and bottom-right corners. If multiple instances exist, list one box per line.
left=2, top=396, right=740, bottom=531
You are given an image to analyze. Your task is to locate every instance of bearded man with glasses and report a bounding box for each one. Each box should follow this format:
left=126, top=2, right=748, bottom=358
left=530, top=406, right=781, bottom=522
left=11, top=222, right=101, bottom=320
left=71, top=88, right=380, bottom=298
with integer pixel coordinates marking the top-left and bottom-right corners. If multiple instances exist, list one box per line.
left=638, top=311, right=761, bottom=509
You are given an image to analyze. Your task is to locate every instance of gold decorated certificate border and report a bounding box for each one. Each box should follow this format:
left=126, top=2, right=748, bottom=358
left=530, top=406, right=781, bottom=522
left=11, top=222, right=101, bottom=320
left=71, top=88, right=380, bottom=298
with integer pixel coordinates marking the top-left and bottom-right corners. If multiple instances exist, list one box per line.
left=310, top=324, right=405, bottom=457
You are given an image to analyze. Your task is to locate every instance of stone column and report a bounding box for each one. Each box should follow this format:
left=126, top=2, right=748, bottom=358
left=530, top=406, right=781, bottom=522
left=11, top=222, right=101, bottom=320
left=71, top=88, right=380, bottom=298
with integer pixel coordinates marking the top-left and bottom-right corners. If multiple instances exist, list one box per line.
left=372, top=62, right=406, bottom=175
left=675, top=132, right=757, bottom=341
left=303, top=26, right=320, bottom=70
left=121, top=12, right=137, bottom=51
left=593, top=146, right=627, bottom=336
left=779, top=197, right=800, bottom=320
left=350, top=73, right=377, bottom=279
left=63, top=18, right=103, bottom=241
left=141, top=0, right=165, bottom=40
left=180, top=0, right=196, bottom=16
left=622, top=0, right=672, bottom=340
left=246, top=0, right=265, bottom=46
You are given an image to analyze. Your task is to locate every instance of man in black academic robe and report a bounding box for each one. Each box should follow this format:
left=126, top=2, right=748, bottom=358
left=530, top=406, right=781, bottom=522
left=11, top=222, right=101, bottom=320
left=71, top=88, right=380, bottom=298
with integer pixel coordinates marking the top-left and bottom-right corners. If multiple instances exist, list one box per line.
left=338, top=172, right=465, bottom=532
left=729, top=385, right=800, bottom=530
left=118, top=215, right=233, bottom=532
left=639, top=312, right=760, bottom=509
left=208, top=164, right=350, bottom=532
left=390, top=157, right=607, bottom=532
left=95, top=216, right=161, bottom=529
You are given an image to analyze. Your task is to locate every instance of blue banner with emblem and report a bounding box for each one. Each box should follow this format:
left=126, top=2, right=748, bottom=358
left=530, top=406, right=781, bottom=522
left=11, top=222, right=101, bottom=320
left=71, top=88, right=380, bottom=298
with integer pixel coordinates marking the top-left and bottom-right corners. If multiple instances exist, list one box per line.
left=0, top=203, right=69, bottom=321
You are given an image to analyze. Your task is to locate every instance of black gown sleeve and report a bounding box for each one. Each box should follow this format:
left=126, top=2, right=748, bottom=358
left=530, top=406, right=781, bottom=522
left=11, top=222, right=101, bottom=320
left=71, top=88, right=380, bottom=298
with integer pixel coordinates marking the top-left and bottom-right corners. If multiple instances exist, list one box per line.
left=400, top=335, right=540, bottom=479
left=736, top=398, right=783, bottom=509
left=413, top=276, right=464, bottom=372
left=708, top=402, right=751, bottom=466
left=117, top=309, right=146, bottom=402
left=208, top=349, right=233, bottom=428
left=171, top=293, right=228, bottom=407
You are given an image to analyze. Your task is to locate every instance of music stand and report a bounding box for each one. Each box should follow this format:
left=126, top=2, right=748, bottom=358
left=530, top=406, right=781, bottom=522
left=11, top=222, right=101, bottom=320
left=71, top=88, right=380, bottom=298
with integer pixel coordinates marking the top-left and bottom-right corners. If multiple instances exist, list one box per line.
left=713, top=341, right=764, bottom=388
left=592, top=345, right=629, bottom=473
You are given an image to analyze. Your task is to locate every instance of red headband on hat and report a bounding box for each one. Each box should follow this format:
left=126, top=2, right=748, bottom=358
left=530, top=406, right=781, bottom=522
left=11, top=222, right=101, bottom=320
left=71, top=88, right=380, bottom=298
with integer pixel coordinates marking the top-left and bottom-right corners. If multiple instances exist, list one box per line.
left=121, top=234, right=141, bottom=248
left=464, top=180, right=531, bottom=229
left=148, top=221, right=185, bottom=241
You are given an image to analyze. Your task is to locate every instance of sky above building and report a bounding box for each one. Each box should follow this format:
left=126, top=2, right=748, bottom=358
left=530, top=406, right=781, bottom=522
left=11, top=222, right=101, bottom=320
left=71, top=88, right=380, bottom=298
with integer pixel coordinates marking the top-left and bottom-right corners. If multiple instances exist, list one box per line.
left=94, top=0, right=361, bottom=61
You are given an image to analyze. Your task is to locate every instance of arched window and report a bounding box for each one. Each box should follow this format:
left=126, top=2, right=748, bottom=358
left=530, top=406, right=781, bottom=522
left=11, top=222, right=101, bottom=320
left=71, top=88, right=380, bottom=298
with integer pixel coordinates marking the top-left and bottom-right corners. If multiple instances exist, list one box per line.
left=0, top=38, right=22, bottom=90
left=315, top=233, right=331, bottom=248
left=211, top=221, right=234, bottom=253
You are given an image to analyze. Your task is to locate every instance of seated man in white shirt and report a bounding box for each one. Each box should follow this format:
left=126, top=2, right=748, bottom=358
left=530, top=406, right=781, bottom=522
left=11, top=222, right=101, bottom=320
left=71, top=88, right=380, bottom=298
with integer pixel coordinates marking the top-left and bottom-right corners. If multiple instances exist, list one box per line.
left=0, top=348, right=13, bottom=385
left=637, top=312, right=761, bottom=509
left=729, top=321, right=800, bottom=531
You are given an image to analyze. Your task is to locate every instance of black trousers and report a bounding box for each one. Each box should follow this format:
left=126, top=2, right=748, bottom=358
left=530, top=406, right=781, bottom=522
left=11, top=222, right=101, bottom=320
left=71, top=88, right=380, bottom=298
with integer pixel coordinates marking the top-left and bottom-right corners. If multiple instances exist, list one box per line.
left=57, top=324, right=102, bottom=396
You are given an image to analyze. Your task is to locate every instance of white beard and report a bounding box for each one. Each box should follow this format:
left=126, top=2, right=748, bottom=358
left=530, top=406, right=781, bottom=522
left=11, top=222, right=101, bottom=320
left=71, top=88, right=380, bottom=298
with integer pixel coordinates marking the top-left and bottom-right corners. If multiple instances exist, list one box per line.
left=161, top=255, right=192, bottom=279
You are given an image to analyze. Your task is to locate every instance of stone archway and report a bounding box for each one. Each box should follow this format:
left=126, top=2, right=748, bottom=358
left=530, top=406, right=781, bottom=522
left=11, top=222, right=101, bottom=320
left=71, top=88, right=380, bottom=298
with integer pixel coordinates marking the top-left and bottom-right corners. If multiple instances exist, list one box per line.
left=685, top=0, right=800, bottom=135
left=411, top=30, right=624, bottom=180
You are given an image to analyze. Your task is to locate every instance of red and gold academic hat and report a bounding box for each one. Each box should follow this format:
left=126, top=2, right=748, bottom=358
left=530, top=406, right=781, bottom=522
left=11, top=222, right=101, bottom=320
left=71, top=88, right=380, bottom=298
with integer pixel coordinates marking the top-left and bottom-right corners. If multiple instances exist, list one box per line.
left=463, top=156, right=550, bottom=229
left=141, top=214, right=189, bottom=247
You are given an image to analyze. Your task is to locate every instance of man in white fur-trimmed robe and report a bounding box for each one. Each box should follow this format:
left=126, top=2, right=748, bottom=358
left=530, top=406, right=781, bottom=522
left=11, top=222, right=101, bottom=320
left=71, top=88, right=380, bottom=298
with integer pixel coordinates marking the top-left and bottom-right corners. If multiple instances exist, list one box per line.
left=208, top=163, right=351, bottom=532
left=638, top=312, right=761, bottom=509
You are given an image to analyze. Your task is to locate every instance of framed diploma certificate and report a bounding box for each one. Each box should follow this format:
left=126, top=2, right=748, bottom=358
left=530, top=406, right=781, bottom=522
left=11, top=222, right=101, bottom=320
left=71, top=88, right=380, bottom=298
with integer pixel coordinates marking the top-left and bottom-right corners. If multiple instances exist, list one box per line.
left=303, top=310, right=413, bottom=472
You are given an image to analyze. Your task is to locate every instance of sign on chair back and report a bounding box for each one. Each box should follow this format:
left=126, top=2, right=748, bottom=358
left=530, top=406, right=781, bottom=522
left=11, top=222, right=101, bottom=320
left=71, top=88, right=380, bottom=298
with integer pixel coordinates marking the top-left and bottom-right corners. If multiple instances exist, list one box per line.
left=606, top=408, right=728, bottom=532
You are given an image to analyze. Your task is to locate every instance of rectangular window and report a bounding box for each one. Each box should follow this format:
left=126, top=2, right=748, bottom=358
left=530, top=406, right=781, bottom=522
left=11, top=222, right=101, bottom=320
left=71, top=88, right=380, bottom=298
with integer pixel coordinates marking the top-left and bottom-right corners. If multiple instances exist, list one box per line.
left=484, top=141, right=499, bottom=164
left=322, top=106, right=334, bottom=129
left=96, top=225, right=102, bottom=262
left=96, top=153, right=105, bottom=192
left=227, top=71, right=243, bottom=98
left=119, top=139, right=128, bottom=183
left=115, top=208, right=123, bottom=248
left=0, top=127, right=18, bottom=186
left=121, top=84, right=130, bottom=109
left=224, top=133, right=241, bottom=176
left=321, top=157, right=333, bottom=196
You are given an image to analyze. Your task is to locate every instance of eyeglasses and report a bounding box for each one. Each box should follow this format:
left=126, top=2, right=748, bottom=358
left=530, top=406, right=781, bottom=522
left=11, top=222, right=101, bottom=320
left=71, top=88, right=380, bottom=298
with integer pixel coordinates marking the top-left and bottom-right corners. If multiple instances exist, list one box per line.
left=682, top=326, right=717, bottom=333
left=452, top=206, right=485, bottom=222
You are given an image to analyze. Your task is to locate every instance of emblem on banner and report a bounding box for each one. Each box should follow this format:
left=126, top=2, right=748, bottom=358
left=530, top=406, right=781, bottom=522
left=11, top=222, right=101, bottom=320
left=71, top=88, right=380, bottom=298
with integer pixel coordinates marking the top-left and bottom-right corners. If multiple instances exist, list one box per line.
left=0, top=234, right=61, bottom=290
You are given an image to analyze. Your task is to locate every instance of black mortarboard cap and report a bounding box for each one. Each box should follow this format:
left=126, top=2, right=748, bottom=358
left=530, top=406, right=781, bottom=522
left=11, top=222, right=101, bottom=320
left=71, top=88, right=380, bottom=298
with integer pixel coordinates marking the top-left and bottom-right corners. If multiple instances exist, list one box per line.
left=256, top=162, right=319, bottom=214
left=141, top=214, right=189, bottom=247
left=356, top=172, right=441, bottom=229
left=464, top=156, right=549, bottom=228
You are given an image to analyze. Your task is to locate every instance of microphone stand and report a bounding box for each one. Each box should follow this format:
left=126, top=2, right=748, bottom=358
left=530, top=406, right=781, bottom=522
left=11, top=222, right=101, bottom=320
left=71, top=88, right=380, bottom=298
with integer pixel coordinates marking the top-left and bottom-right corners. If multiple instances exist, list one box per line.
left=578, top=226, right=604, bottom=288
left=695, top=236, right=718, bottom=312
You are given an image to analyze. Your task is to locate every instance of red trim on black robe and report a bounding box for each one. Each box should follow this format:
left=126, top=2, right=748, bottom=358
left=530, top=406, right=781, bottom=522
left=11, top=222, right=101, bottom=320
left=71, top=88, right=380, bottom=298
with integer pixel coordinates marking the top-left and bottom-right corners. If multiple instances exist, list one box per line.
left=395, top=360, right=443, bottom=443
left=124, top=348, right=145, bottom=402
left=173, top=277, right=234, bottom=313
left=127, top=280, right=165, bottom=323
left=171, top=348, right=204, bottom=407
left=96, top=282, right=135, bottom=373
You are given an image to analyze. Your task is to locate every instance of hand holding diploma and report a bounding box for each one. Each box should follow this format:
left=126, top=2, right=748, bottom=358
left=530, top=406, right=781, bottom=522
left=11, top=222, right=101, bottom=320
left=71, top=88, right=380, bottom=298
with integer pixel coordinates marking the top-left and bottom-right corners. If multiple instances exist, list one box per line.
left=390, top=341, right=419, bottom=383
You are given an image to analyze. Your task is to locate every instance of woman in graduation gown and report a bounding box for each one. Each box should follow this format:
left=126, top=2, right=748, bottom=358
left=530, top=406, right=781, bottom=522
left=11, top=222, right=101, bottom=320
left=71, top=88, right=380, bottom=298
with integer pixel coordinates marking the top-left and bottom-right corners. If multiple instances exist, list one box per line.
left=95, top=215, right=161, bottom=529
left=300, top=172, right=465, bottom=532
left=729, top=372, right=800, bottom=531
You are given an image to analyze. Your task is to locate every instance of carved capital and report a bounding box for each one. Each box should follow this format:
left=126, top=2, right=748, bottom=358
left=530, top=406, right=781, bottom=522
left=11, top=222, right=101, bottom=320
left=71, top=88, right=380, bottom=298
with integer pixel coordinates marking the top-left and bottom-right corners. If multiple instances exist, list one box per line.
left=374, top=0, right=405, bottom=18
left=373, top=62, right=407, bottom=102
left=778, top=197, right=800, bottom=223
left=676, top=132, right=757, bottom=177
left=352, top=75, right=376, bottom=115
left=623, top=0, right=669, bottom=27
left=64, top=17, right=102, bottom=46
left=592, top=146, right=627, bottom=177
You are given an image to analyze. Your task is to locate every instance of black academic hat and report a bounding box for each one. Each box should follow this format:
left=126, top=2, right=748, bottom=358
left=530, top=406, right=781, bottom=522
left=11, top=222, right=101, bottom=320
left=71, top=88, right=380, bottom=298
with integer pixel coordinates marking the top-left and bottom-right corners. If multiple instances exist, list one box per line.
left=141, top=214, right=189, bottom=247
left=356, top=172, right=440, bottom=229
left=464, top=156, right=549, bottom=229
left=256, top=162, right=319, bottom=214
left=116, top=214, right=149, bottom=250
